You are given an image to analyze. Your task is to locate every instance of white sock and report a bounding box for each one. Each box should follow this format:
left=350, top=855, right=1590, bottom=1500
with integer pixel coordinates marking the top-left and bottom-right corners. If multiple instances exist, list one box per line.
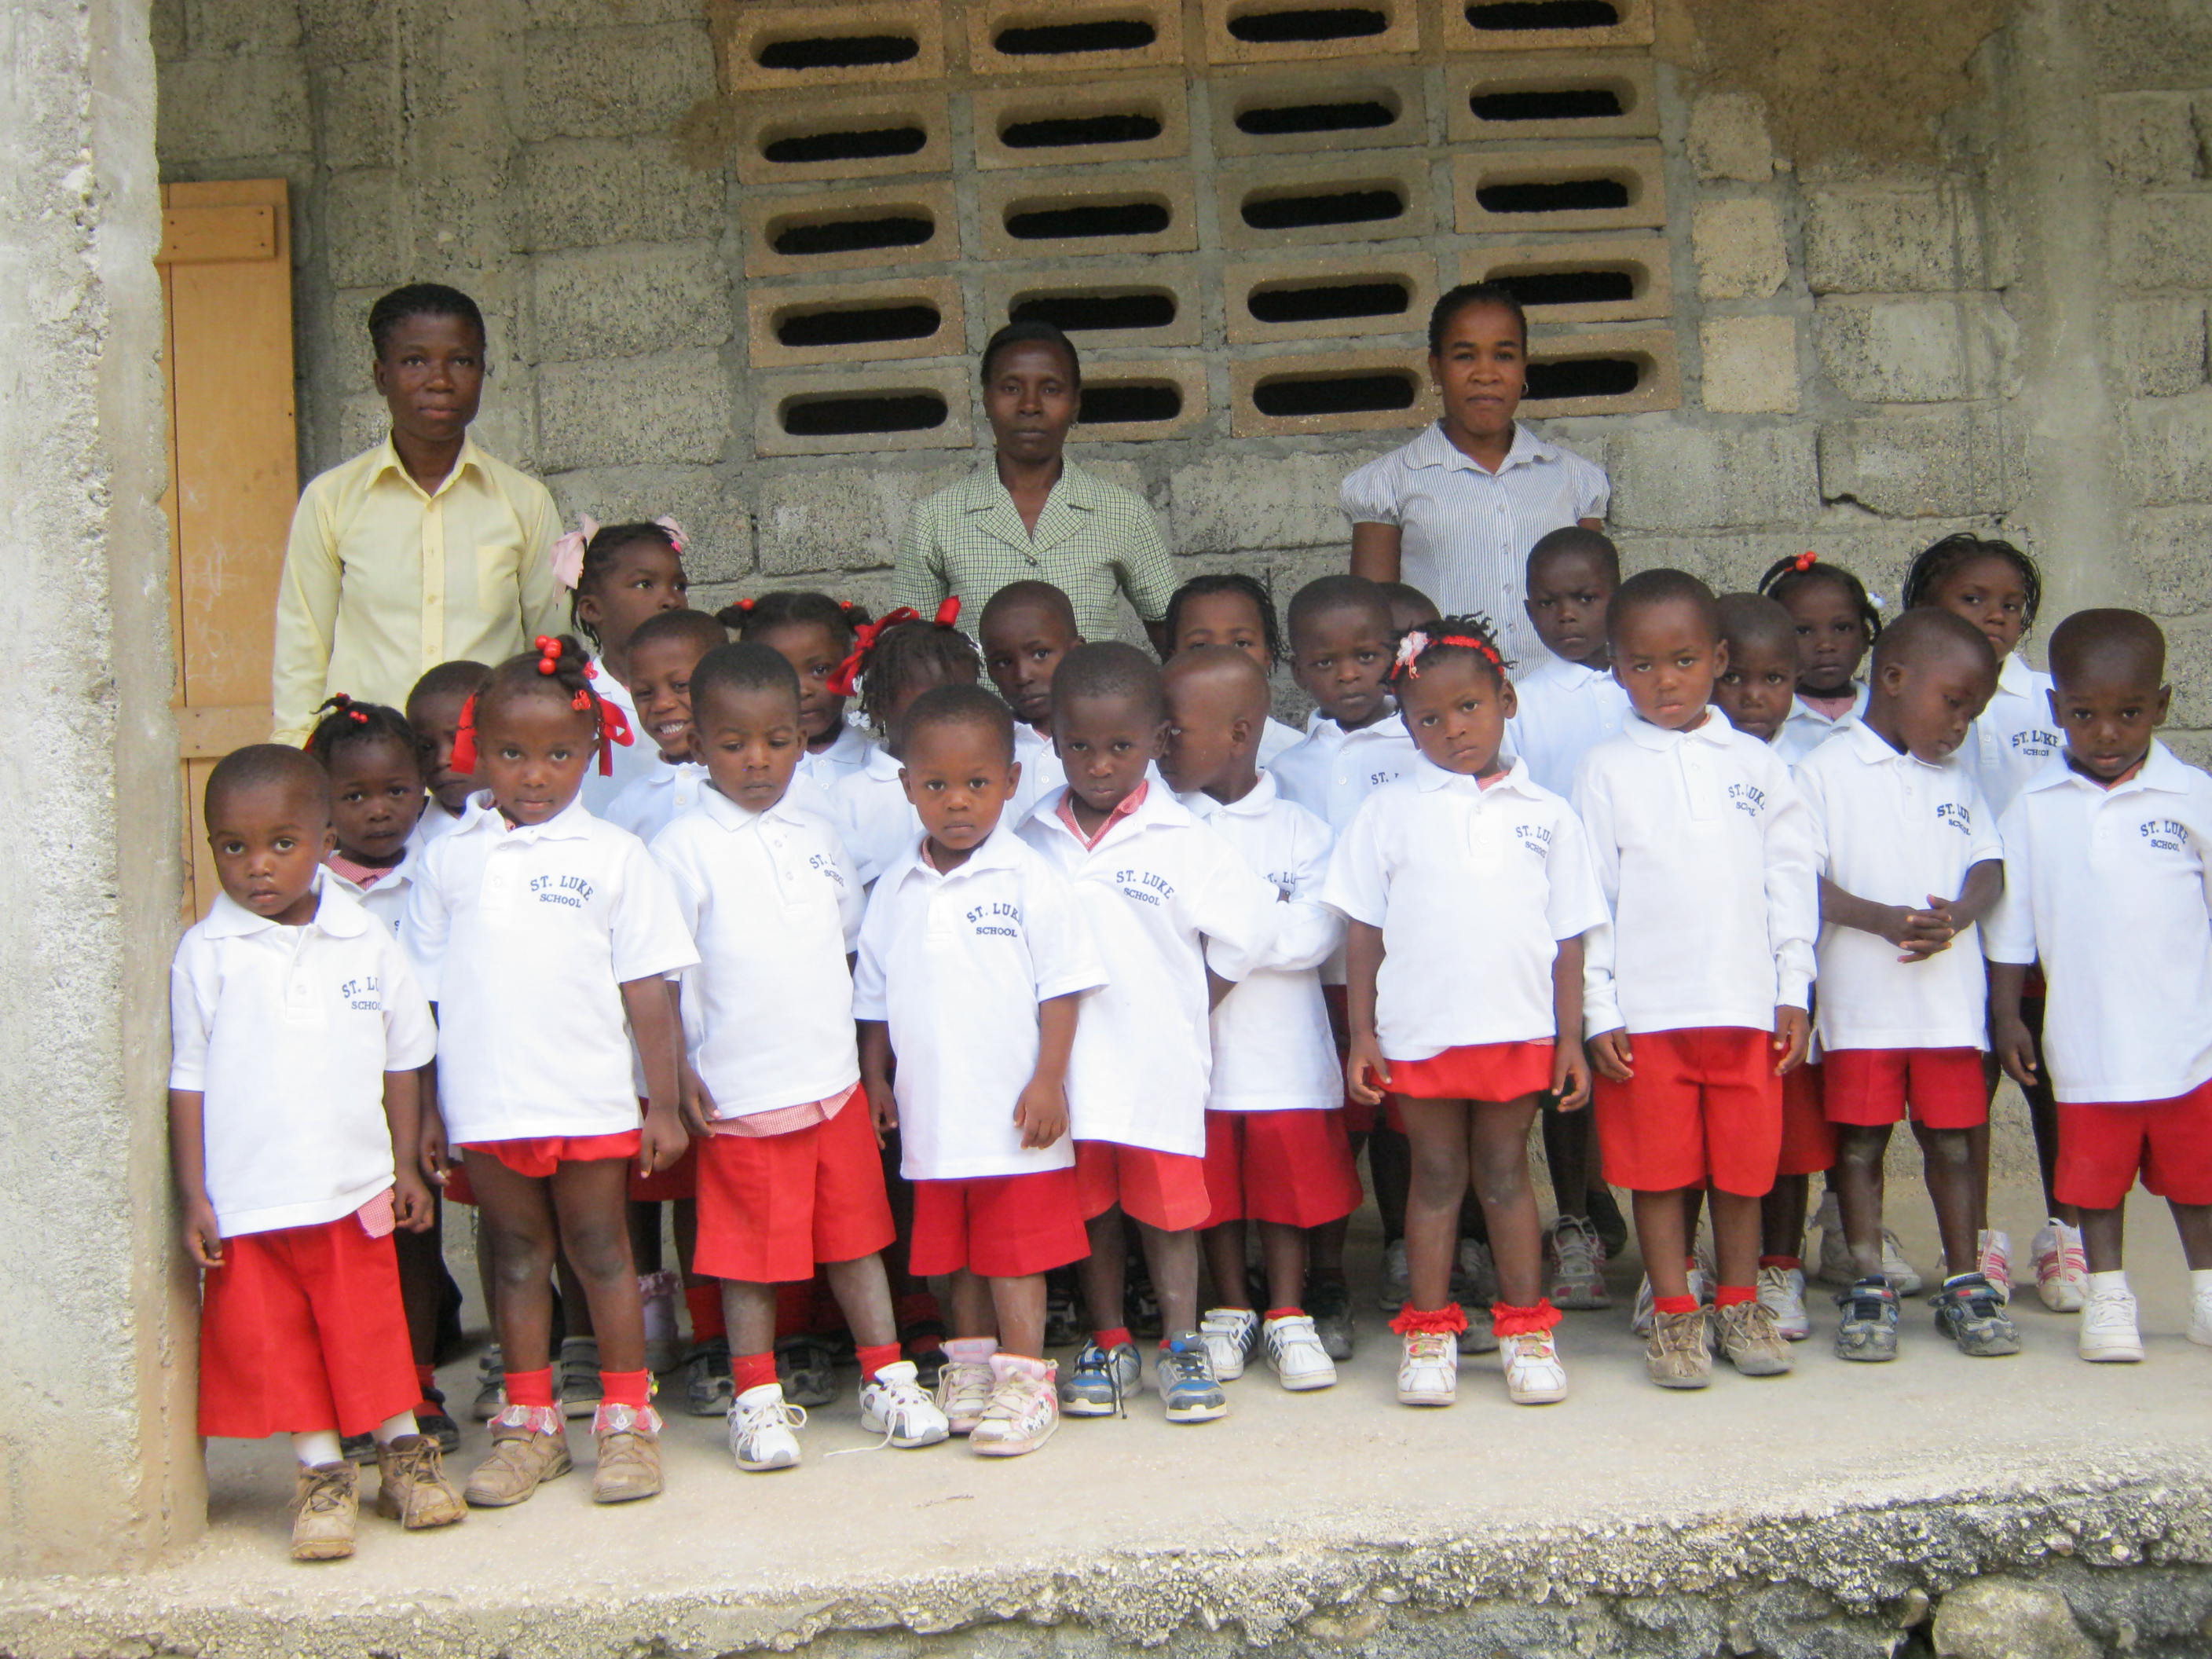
left=372, top=1409, right=420, bottom=1447
left=292, top=1429, right=343, bottom=1467
left=2088, top=1269, right=2130, bottom=1297
left=2190, top=1269, right=2212, bottom=1298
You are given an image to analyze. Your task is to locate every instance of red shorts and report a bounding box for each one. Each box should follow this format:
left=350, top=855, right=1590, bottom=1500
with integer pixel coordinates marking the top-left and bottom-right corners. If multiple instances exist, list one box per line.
left=693, top=1090, right=895, bottom=1283
left=1778, top=1060, right=1836, bottom=1177
left=1075, top=1138, right=1214, bottom=1231
left=198, top=1214, right=419, bottom=1440
left=460, top=1130, right=642, bottom=1180
left=628, top=1141, right=697, bottom=1202
left=910, top=1166, right=1089, bottom=1279
left=1200, top=1110, right=1364, bottom=1230
left=1388, top=1042, right=1555, bottom=1103
left=441, top=1162, right=475, bottom=1206
left=1592, top=1026, right=1781, bottom=1196
left=2055, top=1079, right=2212, bottom=1210
left=1822, top=1047, right=1987, bottom=1130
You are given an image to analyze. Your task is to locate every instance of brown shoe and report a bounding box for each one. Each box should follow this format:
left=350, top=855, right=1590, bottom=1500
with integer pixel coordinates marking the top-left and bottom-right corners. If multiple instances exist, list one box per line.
left=1718, top=1298, right=1795, bottom=1375
left=290, top=1461, right=358, bottom=1561
left=375, top=1434, right=467, bottom=1529
left=1646, top=1306, right=1712, bottom=1390
left=463, top=1408, right=572, bottom=1507
left=591, top=1404, right=664, bottom=1503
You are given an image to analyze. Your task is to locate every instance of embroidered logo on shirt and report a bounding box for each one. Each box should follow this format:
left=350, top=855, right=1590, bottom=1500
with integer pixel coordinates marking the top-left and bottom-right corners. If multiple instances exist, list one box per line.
left=966, top=899, right=1024, bottom=939
left=2140, top=819, right=2192, bottom=853
left=1727, top=782, right=1767, bottom=819
left=1515, top=823, right=1555, bottom=858
left=530, top=873, right=595, bottom=909
left=807, top=851, right=848, bottom=890
left=2012, top=728, right=2060, bottom=756
left=337, top=974, right=384, bottom=1012
left=1935, top=802, right=1973, bottom=836
left=1113, top=870, right=1174, bottom=908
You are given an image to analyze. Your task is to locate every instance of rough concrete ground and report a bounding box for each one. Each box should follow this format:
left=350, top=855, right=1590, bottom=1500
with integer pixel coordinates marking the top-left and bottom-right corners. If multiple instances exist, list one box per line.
left=5, top=1177, right=2211, bottom=1658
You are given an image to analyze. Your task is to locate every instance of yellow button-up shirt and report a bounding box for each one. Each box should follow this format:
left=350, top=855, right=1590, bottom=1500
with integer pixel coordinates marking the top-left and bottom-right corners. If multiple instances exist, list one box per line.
left=271, top=437, right=566, bottom=743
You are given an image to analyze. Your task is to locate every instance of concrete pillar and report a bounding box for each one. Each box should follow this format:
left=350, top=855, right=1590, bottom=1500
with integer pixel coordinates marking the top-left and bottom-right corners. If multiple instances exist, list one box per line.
left=0, top=0, right=199, bottom=1571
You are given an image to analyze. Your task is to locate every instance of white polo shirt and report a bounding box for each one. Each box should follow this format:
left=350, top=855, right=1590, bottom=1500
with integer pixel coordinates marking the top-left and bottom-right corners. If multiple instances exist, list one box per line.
left=1796, top=720, right=2001, bottom=1053
left=1573, top=712, right=1821, bottom=1038
left=831, top=746, right=921, bottom=887
left=1507, top=652, right=1631, bottom=798
left=400, top=793, right=698, bottom=1143
left=1019, top=785, right=1285, bottom=1155
left=1009, top=723, right=1068, bottom=828
left=1258, top=716, right=1303, bottom=767
left=606, top=759, right=711, bottom=845
left=578, top=658, right=657, bottom=816
left=324, top=839, right=427, bottom=941
left=1961, top=652, right=2060, bottom=820
left=170, top=875, right=437, bottom=1239
left=1269, top=712, right=1420, bottom=833
left=1325, top=756, right=1608, bottom=1060
left=652, top=788, right=864, bottom=1119
left=797, top=722, right=877, bottom=793
left=412, top=799, right=463, bottom=849
left=853, top=825, right=1105, bottom=1180
left=1774, top=683, right=1870, bottom=767
left=1985, top=743, right=2212, bottom=1104
left=1181, top=775, right=1344, bottom=1113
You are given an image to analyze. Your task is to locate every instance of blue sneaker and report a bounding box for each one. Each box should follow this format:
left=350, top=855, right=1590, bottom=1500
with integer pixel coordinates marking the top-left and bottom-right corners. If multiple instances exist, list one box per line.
left=1059, top=1339, right=1139, bottom=1418
left=1932, top=1273, right=2021, bottom=1357
left=1833, top=1276, right=1899, bottom=1362
left=1155, top=1331, right=1228, bottom=1423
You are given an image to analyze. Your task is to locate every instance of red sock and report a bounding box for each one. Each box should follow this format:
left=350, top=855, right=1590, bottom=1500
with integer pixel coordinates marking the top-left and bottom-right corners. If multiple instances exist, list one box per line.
left=1653, top=1295, right=1697, bottom=1317
left=1758, top=1254, right=1802, bottom=1272
left=731, top=1350, right=778, bottom=1394
left=1714, top=1284, right=1756, bottom=1308
left=684, top=1283, right=725, bottom=1342
left=414, top=1363, right=438, bottom=1396
left=858, top=1342, right=903, bottom=1383
left=506, top=1367, right=555, bottom=1410
left=1263, top=1306, right=1303, bottom=1322
left=599, top=1368, right=652, bottom=1410
left=1093, top=1326, right=1133, bottom=1352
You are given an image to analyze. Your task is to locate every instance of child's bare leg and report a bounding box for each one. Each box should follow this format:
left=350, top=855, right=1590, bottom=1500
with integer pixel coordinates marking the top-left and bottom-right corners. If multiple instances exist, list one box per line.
left=1079, top=1209, right=1127, bottom=1335
left=1965, top=1119, right=1994, bottom=1235
left=1540, top=1102, right=1594, bottom=1224
left=989, top=1274, right=1048, bottom=1359
left=1258, top=1221, right=1307, bottom=1312
left=467, top=1153, right=561, bottom=1374
left=1708, top=1190, right=1763, bottom=1289
left=2079, top=1204, right=2127, bottom=1273
left=548, top=1159, right=643, bottom=1372
left=1633, top=1189, right=1692, bottom=1299
left=1396, top=1098, right=1471, bottom=1309
left=394, top=1199, right=445, bottom=1366
left=1369, top=1124, right=1412, bottom=1241
left=556, top=1256, right=592, bottom=1338
left=824, top=1253, right=899, bottom=1349
left=949, top=1269, right=998, bottom=1342
left=1833, top=1124, right=1892, bottom=1279
left=1761, top=1174, right=1810, bottom=1260
left=2170, top=1203, right=2212, bottom=1269
left=1911, top=1122, right=1980, bottom=1277
left=1468, top=1096, right=1544, bottom=1305
left=1304, top=1214, right=1348, bottom=1286
left=721, top=1279, right=778, bottom=1357
left=1135, top=1222, right=1200, bottom=1335
left=1203, top=1220, right=1254, bottom=1310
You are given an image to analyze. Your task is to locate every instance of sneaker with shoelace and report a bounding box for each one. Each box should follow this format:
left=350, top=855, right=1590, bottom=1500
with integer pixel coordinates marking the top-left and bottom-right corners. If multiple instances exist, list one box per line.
left=969, top=1355, right=1060, bottom=1456
left=1060, top=1338, right=1141, bottom=1417
left=591, top=1402, right=664, bottom=1503
left=1932, top=1273, right=2021, bottom=1357
left=727, top=1382, right=807, bottom=1469
left=1262, top=1313, right=1337, bottom=1390
left=934, top=1342, right=998, bottom=1435
left=2078, top=1283, right=2144, bottom=1363
left=1645, top=1307, right=1711, bottom=1389
left=1545, top=1215, right=1610, bottom=1310
left=1833, top=1276, right=1900, bottom=1362
left=1716, top=1298, right=1794, bottom=1375
left=2032, top=1218, right=2089, bottom=1313
left=1756, top=1264, right=1811, bottom=1341
left=1199, top=1307, right=1261, bottom=1382
left=464, top=1405, right=572, bottom=1506
left=858, top=1360, right=950, bottom=1448
left=1975, top=1230, right=2013, bottom=1306
left=290, top=1461, right=360, bottom=1560
left=373, top=1434, right=467, bottom=1529
left=1155, top=1331, right=1228, bottom=1423
left=1632, top=1256, right=1715, bottom=1338
left=1397, top=1328, right=1458, bottom=1405
left=1880, top=1229, right=1923, bottom=1295
left=1305, top=1277, right=1355, bottom=1361
left=1498, top=1328, right=1567, bottom=1404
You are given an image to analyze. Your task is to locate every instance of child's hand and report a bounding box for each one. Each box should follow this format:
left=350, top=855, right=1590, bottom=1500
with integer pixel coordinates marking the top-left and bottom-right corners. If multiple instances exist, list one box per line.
left=1551, top=1042, right=1591, bottom=1111
left=866, top=1078, right=899, bottom=1145
left=1895, top=895, right=1961, bottom=961
left=679, top=1061, right=715, bottom=1140
left=1013, top=1075, right=1068, bottom=1150
left=1588, top=1027, right=1635, bottom=1082
left=1772, top=1005, right=1811, bottom=1074
left=418, top=1108, right=450, bottom=1185
left=1993, top=1010, right=2039, bottom=1090
left=1346, top=1034, right=1391, bottom=1107
left=181, top=1198, right=224, bottom=1269
left=639, top=1104, right=690, bottom=1177
left=393, top=1168, right=435, bottom=1232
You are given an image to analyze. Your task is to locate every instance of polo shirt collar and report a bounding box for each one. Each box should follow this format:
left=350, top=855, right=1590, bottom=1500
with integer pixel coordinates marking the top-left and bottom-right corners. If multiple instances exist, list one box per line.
left=1181, top=771, right=1280, bottom=820
left=1526, top=650, right=1608, bottom=688
left=861, top=745, right=904, bottom=782
left=887, top=819, right=1027, bottom=887
left=1998, top=652, right=2041, bottom=698
left=1840, top=716, right=1951, bottom=772
left=2023, top=738, right=2186, bottom=800
left=1412, top=753, right=1539, bottom=795
left=455, top=789, right=596, bottom=841
left=201, top=868, right=369, bottom=941
left=368, top=433, right=484, bottom=503
left=1404, top=419, right=1555, bottom=476
left=1623, top=709, right=1730, bottom=750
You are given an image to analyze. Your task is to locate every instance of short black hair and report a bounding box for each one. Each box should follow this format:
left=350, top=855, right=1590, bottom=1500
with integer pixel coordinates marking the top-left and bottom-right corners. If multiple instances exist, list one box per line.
left=1870, top=606, right=1998, bottom=681
left=1286, top=573, right=1392, bottom=645
left=2049, top=609, right=2166, bottom=689
left=1164, top=644, right=1273, bottom=723
left=1608, top=568, right=1719, bottom=646
left=720, top=589, right=866, bottom=649
left=1428, top=281, right=1529, bottom=356
left=980, top=578, right=1079, bottom=638
left=1378, top=580, right=1440, bottom=631
left=207, top=743, right=331, bottom=822
left=904, top=682, right=1016, bottom=764
left=1528, top=526, right=1621, bottom=585
left=690, top=641, right=802, bottom=714
left=407, top=659, right=490, bottom=715
left=628, top=608, right=729, bottom=664
left=1901, top=531, right=2045, bottom=628
left=1715, top=592, right=1797, bottom=660
left=304, top=695, right=421, bottom=776
left=1051, top=640, right=1167, bottom=724
left=1161, top=573, right=1282, bottom=665
left=1757, top=554, right=1883, bottom=646
left=368, top=283, right=486, bottom=358
left=980, top=319, right=1080, bottom=388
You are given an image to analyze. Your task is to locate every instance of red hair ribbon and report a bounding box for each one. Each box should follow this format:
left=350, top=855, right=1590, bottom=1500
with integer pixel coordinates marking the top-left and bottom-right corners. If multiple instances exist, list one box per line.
left=593, top=698, right=633, bottom=776
left=331, top=692, right=368, bottom=727
left=450, top=693, right=480, bottom=775
left=535, top=635, right=563, bottom=676
left=823, top=598, right=962, bottom=697
left=1793, top=551, right=1818, bottom=573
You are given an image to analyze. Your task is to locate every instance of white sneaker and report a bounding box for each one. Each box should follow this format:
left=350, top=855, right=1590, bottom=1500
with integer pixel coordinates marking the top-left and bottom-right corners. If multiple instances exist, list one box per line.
left=727, top=1382, right=805, bottom=1470
left=1814, top=1192, right=1855, bottom=1286
left=1756, top=1264, right=1811, bottom=1341
left=2032, top=1219, right=2089, bottom=1313
left=969, top=1356, right=1060, bottom=1457
left=1199, top=1307, right=1261, bottom=1382
left=934, top=1351, right=996, bottom=1436
left=1976, top=1229, right=2012, bottom=1305
left=1631, top=1273, right=1656, bottom=1337
left=1397, top=1330, right=1458, bottom=1406
left=2189, top=1283, right=2212, bottom=1349
left=1546, top=1214, right=1611, bottom=1309
left=1262, top=1313, right=1337, bottom=1391
left=1881, top=1229, right=1922, bottom=1295
left=1378, top=1239, right=1410, bottom=1312
left=2079, top=1285, right=2144, bottom=1363
left=1499, top=1328, right=1568, bottom=1404
left=858, top=1360, right=950, bottom=1448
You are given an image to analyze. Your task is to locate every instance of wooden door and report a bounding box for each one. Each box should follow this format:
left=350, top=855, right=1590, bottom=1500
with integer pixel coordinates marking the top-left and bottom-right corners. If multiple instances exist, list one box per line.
left=156, top=179, right=298, bottom=918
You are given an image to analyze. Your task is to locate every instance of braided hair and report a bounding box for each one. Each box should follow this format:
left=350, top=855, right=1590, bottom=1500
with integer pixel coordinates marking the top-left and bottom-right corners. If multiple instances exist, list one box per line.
left=468, top=633, right=628, bottom=775
left=856, top=611, right=982, bottom=735
left=1386, top=611, right=1511, bottom=686
left=1161, top=573, right=1283, bottom=665
left=1756, top=552, right=1883, bottom=644
left=1900, top=531, right=2043, bottom=627
left=570, top=522, right=683, bottom=650
left=717, top=589, right=869, bottom=648
left=303, top=694, right=420, bottom=775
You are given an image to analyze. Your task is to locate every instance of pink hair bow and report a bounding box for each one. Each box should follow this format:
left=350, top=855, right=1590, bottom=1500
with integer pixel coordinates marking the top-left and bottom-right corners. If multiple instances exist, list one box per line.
left=1392, top=630, right=1429, bottom=679
left=549, top=513, right=599, bottom=591
left=654, top=516, right=688, bottom=555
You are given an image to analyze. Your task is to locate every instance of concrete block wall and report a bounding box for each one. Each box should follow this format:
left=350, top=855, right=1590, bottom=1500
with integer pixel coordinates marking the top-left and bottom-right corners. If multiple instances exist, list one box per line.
left=151, top=0, right=2212, bottom=751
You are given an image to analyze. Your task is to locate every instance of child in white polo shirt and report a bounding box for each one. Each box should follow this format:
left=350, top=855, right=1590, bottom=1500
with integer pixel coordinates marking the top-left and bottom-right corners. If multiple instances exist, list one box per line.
left=1160, top=646, right=1355, bottom=1392
left=171, top=745, right=463, bottom=1562
left=564, top=519, right=690, bottom=815
left=731, top=590, right=879, bottom=790
left=855, top=684, right=1105, bottom=1456
left=401, top=634, right=698, bottom=1507
left=405, top=660, right=490, bottom=850
left=1020, top=643, right=1284, bottom=1427
left=1159, top=573, right=1306, bottom=764
left=1574, top=570, right=1820, bottom=1390
left=1797, top=610, right=2016, bottom=1363
left=1757, top=553, right=1881, bottom=765
left=1987, top=609, right=2212, bottom=1363
left=602, top=609, right=725, bottom=844
left=1328, top=617, right=1606, bottom=1408
left=831, top=602, right=983, bottom=884
left=980, top=579, right=1082, bottom=826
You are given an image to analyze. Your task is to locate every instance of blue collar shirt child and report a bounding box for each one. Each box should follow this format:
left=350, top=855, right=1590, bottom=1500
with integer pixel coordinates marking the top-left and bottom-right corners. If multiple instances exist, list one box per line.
left=1507, top=651, right=1632, bottom=798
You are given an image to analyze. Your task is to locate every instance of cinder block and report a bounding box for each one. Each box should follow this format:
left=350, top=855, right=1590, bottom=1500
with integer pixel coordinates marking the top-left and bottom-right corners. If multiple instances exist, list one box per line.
left=1453, top=143, right=1666, bottom=235
left=1616, top=526, right=1944, bottom=605
left=1692, top=197, right=1787, bottom=302
left=1686, top=90, right=1772, bottom=183
left=1210, top=66, right=1426, bottom=159
left=717, top=2, right=946, bottom=93
left=1455, top=233, right=1671, bottom=326
left=526, top=0, right=700, bottom=27
left=977, top=167, right=1198, bottom=261
left=2100, top=92, right=2205, bottom=190
left=1201, top=0, right=1420, bottom=64
left=532, top=244, right=732, bottom=362
left=517, top=24, right=715, bottom=141
left=1699, top=316, right=1798, bottom=415
left=314, top=60, right=399, bottom=170
left=1814, top=294, right=2017, bottom=405
left=1219, top=152, right=1436, bottom=251
left=753, top=461, right=975, bottom=575
left=1803, top=185, right=1994, bottom=294
left=1606, top=425, right=1818, bottom=533
left=1441, top=0, right=1654, bottom=52
left=2110, top=195, right=2212, bottom=291
left=542, top=465, right=754, bottom=584
left=1521, top=325, right=1679, bottom=419
left=2129, top=508, right=2212, bottom=619
left=2121, top=390, right=2212, bottom=507
left=156, top=53, right=311, bottom=164
left=1167, top=450, right=1373, bottom=552
left=298, top=0, right=390, bottom=65
left=753, top=364, right=976, bottom=458
left=521, top=138, right=727, bottom=252
left=1230, top=346, right=1426, bottom=438
left=972, top=79, right=1190, bottom=170
left=982, top=259, right=1201, bottom=350
left=749, top=275, right=965, bottom=369
left=1071, top=357, right=1210, bottom=441
left=1447, top=53, right=1658, bottom=145
left=1226, top=251, right=1441, bottom=344
left=965, top=1, right=1186, bottom=78
left=734, top=92, right=952, bottom=187
left=536, top=350, right=731, bottom=471
left=320, top=168, right=405, bottom=289
left=1818, top=405, right=2019, bottom=518
left=152, top=0, right=185, bottom=59
left=2110, top=299, right=2209, bottom=397
left=187, top=0, right=301, bottom=53
left=744, top=180, right=959, bottom=278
